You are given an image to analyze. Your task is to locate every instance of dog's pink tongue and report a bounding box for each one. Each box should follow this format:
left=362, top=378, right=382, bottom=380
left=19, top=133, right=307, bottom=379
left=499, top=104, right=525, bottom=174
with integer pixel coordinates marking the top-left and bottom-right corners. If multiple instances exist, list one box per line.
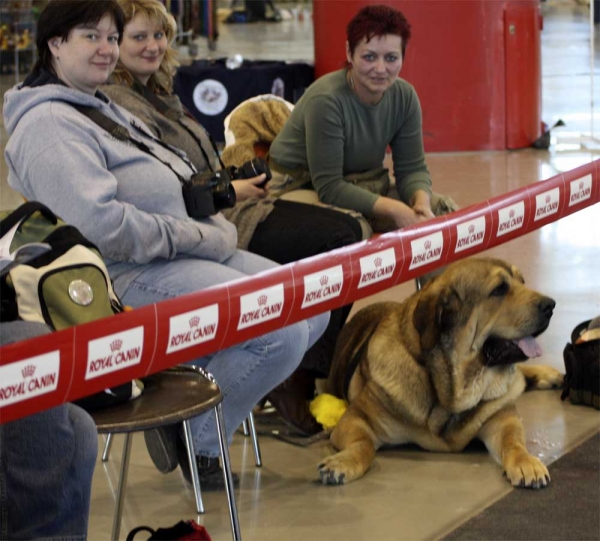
left=514, top=336, right=543, bottom=358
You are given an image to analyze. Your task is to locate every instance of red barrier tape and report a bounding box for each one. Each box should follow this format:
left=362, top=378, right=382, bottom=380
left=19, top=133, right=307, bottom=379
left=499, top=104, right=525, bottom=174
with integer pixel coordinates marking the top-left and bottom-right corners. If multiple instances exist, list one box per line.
left=1, top=160, right=598, bottom=423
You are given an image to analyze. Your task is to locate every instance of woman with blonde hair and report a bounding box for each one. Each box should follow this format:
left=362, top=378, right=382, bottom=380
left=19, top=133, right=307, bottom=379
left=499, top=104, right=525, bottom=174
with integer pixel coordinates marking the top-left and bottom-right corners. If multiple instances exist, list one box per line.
left=103, top=0, right=363, bottom=437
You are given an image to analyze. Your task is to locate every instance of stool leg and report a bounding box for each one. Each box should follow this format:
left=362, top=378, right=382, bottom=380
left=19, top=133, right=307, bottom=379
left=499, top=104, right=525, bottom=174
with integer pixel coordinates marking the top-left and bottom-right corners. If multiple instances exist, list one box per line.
left=182, top=419, right=204, bottom=514
left=246, top=412, right=262, bottom=467
left=242, top=419, right=250, bottom=436
left=102, top=433, right=114, bottom=462
left=112, top=432, right=133, bottom=541
left=215, top=403, right=241, bottom=541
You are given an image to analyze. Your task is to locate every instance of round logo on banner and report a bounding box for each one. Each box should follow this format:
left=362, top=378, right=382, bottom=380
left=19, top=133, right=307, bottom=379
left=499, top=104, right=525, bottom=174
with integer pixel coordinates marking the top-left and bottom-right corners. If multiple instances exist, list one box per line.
left=192, top=79, right=229, bottom=116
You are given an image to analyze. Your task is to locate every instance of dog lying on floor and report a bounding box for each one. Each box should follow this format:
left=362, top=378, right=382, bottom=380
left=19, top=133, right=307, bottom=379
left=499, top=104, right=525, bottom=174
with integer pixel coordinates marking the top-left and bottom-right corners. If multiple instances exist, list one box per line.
left=320, top=257, right=563, bottom=488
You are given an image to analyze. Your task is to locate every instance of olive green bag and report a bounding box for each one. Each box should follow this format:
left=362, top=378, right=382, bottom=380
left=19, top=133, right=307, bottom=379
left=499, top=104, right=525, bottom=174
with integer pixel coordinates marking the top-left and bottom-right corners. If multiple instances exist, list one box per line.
left=0, top=201, right=141, bottom=410
left=0, top=201, right=123, bottom=329
left=345, top=167, right=391, bottom=196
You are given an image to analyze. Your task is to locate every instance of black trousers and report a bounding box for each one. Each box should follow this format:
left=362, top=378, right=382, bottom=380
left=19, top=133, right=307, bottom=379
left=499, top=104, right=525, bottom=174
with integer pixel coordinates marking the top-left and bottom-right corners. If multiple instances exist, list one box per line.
left=248, top=199, right=362, bottom=377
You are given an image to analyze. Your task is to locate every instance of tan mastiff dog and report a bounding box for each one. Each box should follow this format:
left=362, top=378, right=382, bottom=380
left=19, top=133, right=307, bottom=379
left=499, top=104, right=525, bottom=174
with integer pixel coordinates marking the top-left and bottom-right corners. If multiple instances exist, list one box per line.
left=320, top=257, right=563, bottom=488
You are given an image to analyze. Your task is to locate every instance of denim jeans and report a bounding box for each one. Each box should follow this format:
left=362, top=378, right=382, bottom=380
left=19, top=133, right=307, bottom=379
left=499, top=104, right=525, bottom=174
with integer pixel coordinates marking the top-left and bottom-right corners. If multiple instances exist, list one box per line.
left=109, top=249, right=329, bottom=456
left=0, top=321, right=98, bottom=541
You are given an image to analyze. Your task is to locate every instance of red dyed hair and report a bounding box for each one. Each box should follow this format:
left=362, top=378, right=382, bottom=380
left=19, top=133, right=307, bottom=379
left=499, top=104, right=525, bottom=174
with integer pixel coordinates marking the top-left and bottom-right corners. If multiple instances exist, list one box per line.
left=346, top=4, right=411, bottom=59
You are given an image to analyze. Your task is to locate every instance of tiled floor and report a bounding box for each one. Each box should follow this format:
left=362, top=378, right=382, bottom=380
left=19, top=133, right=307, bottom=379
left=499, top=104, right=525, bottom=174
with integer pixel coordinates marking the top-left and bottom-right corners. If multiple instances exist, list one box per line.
left=1, top=1, right=599, bottom=540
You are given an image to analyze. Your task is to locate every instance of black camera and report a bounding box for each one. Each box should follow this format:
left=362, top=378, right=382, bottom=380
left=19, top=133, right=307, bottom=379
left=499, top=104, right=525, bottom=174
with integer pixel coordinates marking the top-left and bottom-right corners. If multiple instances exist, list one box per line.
left=234, top=157, right=272, bottom=188
left=182, top=168, right=236, bottom=219
left=182, top=157, right=272, bottom=219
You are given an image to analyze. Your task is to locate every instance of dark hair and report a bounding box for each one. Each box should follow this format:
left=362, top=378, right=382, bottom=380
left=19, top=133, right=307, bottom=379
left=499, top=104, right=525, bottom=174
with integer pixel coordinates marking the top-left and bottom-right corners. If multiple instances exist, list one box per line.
left=346, top=4, right=411, bottom=59
left=33, top=0, right=125, bottom=75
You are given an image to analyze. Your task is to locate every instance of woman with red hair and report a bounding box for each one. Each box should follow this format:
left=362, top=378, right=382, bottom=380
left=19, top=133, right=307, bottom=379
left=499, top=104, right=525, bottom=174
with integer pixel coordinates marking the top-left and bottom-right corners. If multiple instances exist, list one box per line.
left=270, top=5, right=438, bottom=235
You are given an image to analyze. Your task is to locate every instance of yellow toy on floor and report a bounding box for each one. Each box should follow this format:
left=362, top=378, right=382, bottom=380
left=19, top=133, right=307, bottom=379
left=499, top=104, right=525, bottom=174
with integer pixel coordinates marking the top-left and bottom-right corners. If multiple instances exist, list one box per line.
left=309, top=393, right=347, bottom=430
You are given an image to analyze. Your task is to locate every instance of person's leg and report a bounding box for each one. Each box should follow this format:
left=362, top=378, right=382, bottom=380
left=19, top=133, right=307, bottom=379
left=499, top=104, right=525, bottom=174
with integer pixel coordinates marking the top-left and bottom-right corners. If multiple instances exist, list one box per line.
left=113, top=251, right=329, bottom=454
left=0, top=405, right=98, bottom=541
left=248, top=201, right=360, bottom=375
left=248, top=199, right=361, bottom=375
left=0, top=322, right=98, bottom=541
left=187, top=323, right=309, bottom=451
left=249, top=201, right=362, bottom=434
left=248, top=199, right=363, bottom=264
left=0, top=321, right=51, bottom=348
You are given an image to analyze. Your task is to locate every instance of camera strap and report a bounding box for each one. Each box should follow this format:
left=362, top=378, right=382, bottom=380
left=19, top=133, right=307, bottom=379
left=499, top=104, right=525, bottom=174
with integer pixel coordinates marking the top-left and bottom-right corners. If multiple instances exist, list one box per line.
left=131, top=80, right=226, bottom=173
left=70, top=103, right=196, bottom=185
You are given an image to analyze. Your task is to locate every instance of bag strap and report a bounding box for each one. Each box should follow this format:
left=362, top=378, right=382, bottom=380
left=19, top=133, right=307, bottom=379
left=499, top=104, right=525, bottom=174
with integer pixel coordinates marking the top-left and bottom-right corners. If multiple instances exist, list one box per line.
left=0, top=201, right=57, bottom=238
left=70, top=104, right=195, bottom=184
left=132, top=79, right=176, bottom=119
left=130, top=80, right=226, bottom=172
left=126, top=525, right=156, bottom=540
left=71, top=104, right=133, bottom=142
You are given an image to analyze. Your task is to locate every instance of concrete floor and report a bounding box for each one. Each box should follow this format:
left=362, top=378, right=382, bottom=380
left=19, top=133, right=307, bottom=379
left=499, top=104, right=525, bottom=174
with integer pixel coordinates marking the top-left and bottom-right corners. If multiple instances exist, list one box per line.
left=1, top=1, right=599, bottom=540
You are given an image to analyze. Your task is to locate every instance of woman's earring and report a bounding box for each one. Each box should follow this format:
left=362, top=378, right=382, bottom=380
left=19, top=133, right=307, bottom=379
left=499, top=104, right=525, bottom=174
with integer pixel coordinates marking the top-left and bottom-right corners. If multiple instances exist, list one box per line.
left=50, top=39, right=60, bottom=57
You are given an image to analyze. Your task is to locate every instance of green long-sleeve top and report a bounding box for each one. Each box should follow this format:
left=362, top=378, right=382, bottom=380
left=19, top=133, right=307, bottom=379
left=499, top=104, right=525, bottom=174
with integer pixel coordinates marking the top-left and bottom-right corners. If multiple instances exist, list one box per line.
left=269, top=69, right=432, bottom=216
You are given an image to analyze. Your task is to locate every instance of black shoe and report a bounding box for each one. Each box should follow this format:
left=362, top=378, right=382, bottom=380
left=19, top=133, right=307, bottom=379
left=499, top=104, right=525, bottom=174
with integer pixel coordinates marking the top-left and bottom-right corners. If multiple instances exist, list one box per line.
left=176, top=436, right=240, bottom=490
left=265, top=369, right=323, bottom=436
left=143, top=423, right=181, bottom=473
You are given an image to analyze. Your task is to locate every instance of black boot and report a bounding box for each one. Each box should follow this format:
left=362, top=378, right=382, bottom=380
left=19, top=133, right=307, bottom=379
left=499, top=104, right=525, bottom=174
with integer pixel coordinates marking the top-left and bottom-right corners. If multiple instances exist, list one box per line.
left=176, top=436, right=240, bottom=490
left=144, top=423, right=181, bottom=473
left=266, top=369, right=323, bottom=436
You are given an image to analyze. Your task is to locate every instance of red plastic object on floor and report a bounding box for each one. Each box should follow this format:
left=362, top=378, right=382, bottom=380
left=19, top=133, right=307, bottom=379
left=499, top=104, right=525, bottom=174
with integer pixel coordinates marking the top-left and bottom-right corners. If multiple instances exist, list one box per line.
left=126, top=520, right=211, bottom=540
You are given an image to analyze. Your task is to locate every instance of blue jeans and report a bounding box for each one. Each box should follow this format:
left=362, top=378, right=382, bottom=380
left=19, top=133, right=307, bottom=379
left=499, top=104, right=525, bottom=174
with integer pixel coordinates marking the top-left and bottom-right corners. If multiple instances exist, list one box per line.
left=109, top=249, right=329, bottom=456
left=0, top=321, right=98, bottom=541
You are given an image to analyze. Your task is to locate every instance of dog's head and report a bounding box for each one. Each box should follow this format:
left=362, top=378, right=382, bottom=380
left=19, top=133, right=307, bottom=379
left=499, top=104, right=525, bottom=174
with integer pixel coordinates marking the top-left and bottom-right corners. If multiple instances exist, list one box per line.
left=413, top=258, right=555, bottom=366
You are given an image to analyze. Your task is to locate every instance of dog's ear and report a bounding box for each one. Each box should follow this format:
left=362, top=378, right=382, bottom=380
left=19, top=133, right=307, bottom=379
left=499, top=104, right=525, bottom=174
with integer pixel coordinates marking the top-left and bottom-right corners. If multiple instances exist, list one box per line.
left=414, top=286, right=461, bottom=351
left=414, top=288, right=438, bottom=351
left=437, top=286, right=462, bottom=334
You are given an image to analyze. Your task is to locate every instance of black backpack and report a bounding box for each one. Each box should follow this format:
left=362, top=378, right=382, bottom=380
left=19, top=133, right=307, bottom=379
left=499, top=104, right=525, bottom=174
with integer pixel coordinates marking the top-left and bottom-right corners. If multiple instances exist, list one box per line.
left=561, top=318, right=600, bottom=410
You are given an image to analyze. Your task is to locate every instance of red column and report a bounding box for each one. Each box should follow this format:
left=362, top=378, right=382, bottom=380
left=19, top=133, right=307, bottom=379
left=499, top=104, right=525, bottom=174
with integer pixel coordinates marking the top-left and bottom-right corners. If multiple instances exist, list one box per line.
left=504, top=1, right=543, bottom=149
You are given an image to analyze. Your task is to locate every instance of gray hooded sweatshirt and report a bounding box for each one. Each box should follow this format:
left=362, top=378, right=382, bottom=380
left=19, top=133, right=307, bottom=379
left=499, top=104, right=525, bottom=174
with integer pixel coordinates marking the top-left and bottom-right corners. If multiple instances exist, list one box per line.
left=3, top=81, right=237, bottom=273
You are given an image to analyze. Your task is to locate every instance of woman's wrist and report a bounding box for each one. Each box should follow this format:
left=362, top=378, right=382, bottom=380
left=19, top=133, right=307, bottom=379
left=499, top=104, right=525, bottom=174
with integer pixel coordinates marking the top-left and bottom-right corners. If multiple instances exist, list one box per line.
left=410, top=190, right=435, bottom=219
left=410, top=190, right=431, bottom=208
left=373, top=196, right=418, bottom=228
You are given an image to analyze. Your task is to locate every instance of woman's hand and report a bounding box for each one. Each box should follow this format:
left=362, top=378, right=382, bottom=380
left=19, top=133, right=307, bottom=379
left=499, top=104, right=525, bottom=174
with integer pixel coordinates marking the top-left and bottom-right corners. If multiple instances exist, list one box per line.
left=410, top=190, right=435, bottom=221
left=412, top=203, right=435, bottom=222
left=372, top=196, right=420, bottom=229
left=232, top=175, right=269, bottom=202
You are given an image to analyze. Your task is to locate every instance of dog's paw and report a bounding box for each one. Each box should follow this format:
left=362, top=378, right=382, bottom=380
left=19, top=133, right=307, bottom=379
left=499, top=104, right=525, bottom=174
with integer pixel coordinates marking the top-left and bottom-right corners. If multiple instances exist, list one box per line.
left=317, top=450, right=366, bottom=485
left=504, top=451, right=550, bottom=489
left=527, top=365, right=564, bottom=390
left=318, top=454, right=349, bottom=485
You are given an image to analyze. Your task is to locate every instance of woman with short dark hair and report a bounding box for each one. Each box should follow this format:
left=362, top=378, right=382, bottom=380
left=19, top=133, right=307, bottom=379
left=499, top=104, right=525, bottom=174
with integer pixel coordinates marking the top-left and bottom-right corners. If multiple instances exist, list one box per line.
left=33, top=0, right=125, bottom=75
left=270, top=4, right=437, bottom=233
left=3, top=0, right=329, bottom=488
